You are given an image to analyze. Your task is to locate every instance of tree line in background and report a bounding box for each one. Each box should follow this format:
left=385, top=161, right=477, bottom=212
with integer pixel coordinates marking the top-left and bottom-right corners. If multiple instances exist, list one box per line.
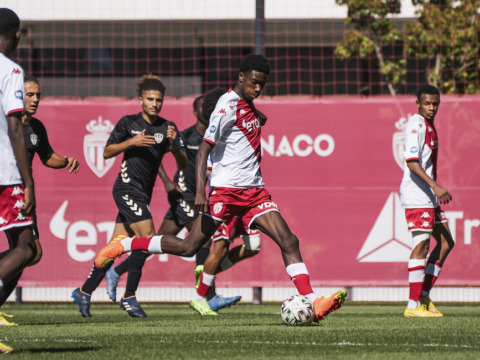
left=335, top=0, right=480, bottom=95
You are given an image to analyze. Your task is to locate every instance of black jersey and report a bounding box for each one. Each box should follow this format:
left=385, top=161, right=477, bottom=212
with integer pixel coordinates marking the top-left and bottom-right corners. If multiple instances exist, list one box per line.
left=173, top=124, right=203, bottom=196
left=22, top=117, right=54, bottom=168
left=107, top=113, right=184, bottom=198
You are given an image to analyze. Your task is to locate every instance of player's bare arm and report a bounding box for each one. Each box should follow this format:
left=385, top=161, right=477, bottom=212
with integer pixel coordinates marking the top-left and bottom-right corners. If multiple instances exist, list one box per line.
left=157, top=163, right=181, bottom=194
left=44, top=153, right=80, bottom=173
left=257, top=109, right=268, bottom=126
left=195, top=140, right=214, bottom=213
left=7, top=113, right=36, bottom=215
left=166, top=125, right=187, bottom=170
left=103, top=129, right=156, bottom=159
left=406, top=160, right=452, bottom=204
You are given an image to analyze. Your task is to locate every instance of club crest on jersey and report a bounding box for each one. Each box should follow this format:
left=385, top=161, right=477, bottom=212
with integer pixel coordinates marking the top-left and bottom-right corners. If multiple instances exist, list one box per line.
left=210, top=125, right=217, bottom=133
left=213, top=202, right=223, bottom=214
left=84, top=116, right=115, bottom=178
left=154, top=133, right=164, bottom=143
left=29, top=133, right=38, bottom=146
left=15, top=90, right=23, bottom=100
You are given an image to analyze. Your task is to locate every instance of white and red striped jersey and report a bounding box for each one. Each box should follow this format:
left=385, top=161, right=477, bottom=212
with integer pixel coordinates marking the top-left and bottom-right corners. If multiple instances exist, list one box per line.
left=203, top=89, right=263, bottom=188
left=0, top=53, right=24, bottom=186
left=400, top=113, right=438, bottom=208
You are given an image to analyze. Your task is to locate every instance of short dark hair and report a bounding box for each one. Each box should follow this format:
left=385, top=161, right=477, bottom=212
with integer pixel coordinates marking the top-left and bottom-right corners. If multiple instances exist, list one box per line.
left=417, top=84, right=440, bottom=101
left=202, top=87, right=228, bottom=121
left=0, top=8, right=20, bottom=35
left=24, top=74, right=39, bottom=85
left=136, top=74, right=166, bottom=97
left=239, top=54, right=270, bottom=75
left=193, top=95, right=204, bottom=111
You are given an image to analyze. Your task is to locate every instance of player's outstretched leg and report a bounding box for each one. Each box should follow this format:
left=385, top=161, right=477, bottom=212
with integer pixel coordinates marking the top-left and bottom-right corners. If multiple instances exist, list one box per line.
left=207, top=295, right=242, bottom=312
left=189, top=298, right=218, bottom=316
left=120, top=296, right=147, bottom=317
left=71, top=288, right=92, bottom=318
left=312, top=290, right=347, bottom=322
left=0, top=342, right=13, bottom=354
left=0, top=312, right=18, bottom=326
left=95, top=234, right=129, bottom=268
left=105, top=266, right=121, bottom=302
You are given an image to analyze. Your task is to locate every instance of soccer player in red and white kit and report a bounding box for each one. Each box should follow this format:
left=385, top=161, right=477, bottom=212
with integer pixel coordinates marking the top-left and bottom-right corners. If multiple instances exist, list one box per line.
left=95, top=54, right=347, bottom=321
left=400, top=84, right=454, bottom=318
left=0, top=8, right=36, bottom=354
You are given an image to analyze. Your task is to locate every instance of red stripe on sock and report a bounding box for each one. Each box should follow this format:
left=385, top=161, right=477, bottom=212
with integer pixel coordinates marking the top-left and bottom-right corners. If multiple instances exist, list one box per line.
left=131, top=237, right=153, bottom=251
left=291, top=274, right=314, bottom=296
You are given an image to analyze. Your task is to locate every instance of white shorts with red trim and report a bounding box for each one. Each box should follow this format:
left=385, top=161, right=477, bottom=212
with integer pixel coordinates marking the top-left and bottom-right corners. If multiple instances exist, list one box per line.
left=0, top=184, right=34, bottom=232
left=405, top=206, right=446, bottom=232
left=208, top=187, right=279, bottom=229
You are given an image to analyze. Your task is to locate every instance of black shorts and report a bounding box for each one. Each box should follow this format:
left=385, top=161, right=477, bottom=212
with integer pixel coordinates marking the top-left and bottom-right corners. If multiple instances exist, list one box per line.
left=113, top=187, right=152, bottom=225
left=163, top=192, right=198, bottom=227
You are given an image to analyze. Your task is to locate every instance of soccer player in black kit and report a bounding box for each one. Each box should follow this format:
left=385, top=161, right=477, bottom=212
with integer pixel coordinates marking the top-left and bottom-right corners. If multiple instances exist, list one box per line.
left=72, top=74, right=186, bottom=318
left=104, top=91, right=242, bottom=311
left=0, top=75, right=80, bottom=326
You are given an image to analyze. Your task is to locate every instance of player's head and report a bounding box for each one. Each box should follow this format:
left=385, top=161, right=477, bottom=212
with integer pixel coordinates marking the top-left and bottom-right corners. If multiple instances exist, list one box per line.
left=0, top=8, right=21, bottom=55
left=236, top=54, right=270, bottom=102
left=193, top=95, right=205, bottom=125
left=24, top=75, right=41, bottom=117
left=136, top=74, right=166, bottom=119
left=416, top=84, right=440, bottom=122
left=202, top=87, right=228, bottom=122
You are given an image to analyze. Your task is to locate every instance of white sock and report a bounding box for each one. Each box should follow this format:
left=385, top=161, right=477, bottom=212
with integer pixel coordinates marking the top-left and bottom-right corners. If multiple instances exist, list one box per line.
left=120, top=238, right=132, bottom=252
left=0, top=279, right=3, bottom=291
left=285, top=262, right=309, bottom=277
left=147, top=235, right=163, bottom=253
left=202, top=272, right=216, bottom=286
left=408, top=299, right=420, bottom=309
left=305, top=293, right=317, bottom=303
left=193, top=293, right=207, bottom=301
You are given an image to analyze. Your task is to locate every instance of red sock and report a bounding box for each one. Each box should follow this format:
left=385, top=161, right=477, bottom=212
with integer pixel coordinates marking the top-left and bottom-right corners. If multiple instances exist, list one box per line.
left=196, top=273, right=210, bottom=298
left=408, top=264, right=425, bottom=301
left=291, top=274, right=314, bottom=296
left=131, top=237, right=153, bottom=251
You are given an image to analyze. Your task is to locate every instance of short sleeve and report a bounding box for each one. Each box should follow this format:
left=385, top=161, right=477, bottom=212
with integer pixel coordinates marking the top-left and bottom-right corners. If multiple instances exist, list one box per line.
left=203, top=100, right=236, bottom=146
left=2, top=67, right=24, bottom=116
left=106, top=117, right=129, bottom=146
left=404, top=116, right=425, bottom=162
left=35, top=120, right=54, bottom=162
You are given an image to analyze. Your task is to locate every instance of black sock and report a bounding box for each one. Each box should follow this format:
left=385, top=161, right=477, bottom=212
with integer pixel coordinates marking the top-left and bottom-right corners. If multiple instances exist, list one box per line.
left=81, top=262, right=112, bottom=295
left=114, top=257, right=129, bottom=276
left=196, top=247, right=210, bottom=266
left=207, top=279, right=216, bottom=300
left=124, top=251, right=149, bottom=298
left=0, top=271, right=21, bottom=307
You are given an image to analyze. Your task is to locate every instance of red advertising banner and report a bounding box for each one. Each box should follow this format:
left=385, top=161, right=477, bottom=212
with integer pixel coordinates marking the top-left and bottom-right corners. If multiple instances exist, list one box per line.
left=3, top=96, right=479, bottom=287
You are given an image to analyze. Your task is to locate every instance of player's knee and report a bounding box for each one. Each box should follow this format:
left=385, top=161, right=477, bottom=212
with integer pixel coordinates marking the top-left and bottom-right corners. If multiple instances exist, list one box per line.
left=280, top=233, right=299, bottom=253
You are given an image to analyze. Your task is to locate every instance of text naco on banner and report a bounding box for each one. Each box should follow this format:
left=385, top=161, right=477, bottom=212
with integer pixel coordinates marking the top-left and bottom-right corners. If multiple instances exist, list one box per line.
left=10, top=96, right=480, bottom=287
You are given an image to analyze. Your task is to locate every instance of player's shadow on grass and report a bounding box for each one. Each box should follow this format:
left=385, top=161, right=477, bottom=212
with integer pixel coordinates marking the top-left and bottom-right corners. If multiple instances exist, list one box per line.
left=20, top=347, right=98, bottom=354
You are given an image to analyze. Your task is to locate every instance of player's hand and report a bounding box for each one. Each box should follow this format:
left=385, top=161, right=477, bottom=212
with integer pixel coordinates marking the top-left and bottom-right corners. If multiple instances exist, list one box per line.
left=166, top=125, right=178, bottom=142
left=130, top=129, right=156, bottom=147
left=164, top=179, right=182, bottom=194
left=20, top=184, right=36, bottom=216
left=65, top=157, right=80, bottom=173
left=195, top=192, right=209, bottom=213
left=433, top=184, right=452, bottom=204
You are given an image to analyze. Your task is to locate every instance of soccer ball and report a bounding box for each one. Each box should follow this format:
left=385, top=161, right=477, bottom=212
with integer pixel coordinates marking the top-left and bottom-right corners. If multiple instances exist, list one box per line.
left=281, top=295, right=314, bottom=326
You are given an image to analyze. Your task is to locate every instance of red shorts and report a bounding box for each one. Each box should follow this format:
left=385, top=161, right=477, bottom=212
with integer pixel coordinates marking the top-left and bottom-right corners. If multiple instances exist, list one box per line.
left=405, top=207, right=446, bottom=232
left=212, top=216, right=260, bottom=242
left=0, top=185, right=34, bottom=232
left=208, top=187, right=279, bottom=228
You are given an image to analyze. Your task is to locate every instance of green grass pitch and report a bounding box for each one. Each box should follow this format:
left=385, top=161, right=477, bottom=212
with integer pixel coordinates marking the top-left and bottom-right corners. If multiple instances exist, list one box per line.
left=1, top=303, right=479, bottom=359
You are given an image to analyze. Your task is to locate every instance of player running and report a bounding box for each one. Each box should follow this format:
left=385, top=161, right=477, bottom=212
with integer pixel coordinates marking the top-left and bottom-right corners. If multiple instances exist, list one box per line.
left=72, top=74, right=186, bottom=318
left=400, top=84, right=455, bottom=318
left=0, top=75, right=80, bottom=325
left=94, top=54, right=347, bottom=321
left=0, top=8, right=35, bottom=353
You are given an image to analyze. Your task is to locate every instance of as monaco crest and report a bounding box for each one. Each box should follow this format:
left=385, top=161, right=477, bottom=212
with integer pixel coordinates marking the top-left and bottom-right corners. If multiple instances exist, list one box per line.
left=392, top=116, right=409, bottom=170
left=84, top=117, right=115, bottom=178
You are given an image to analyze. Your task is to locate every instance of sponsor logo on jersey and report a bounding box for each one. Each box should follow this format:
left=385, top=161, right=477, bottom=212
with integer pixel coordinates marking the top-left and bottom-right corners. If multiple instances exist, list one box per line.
left=219, top=108, right=226, bottom=114
left=154, top=133, right=164, bottom=143
left=209, top=125, right=216, bottom=133
left=84, top=116, right=115, bottom=178
left=410, top=146, right=418, bottom=153
left=11, top=186, right=23, bottom=196
left=357, top=192, right=412, bottom=262
left=30, top=134, right=38, bottom=146
left=15, top=90, right=23, bottom=100
left=421, top=212, right=431, bottom=218
left=213, top=202, right=223, bottom=214
left=131, top=130, right=142, bottom=135
left=12, top=68, right=21, bottom=74
left=13, top=199, right=25, bottom=209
